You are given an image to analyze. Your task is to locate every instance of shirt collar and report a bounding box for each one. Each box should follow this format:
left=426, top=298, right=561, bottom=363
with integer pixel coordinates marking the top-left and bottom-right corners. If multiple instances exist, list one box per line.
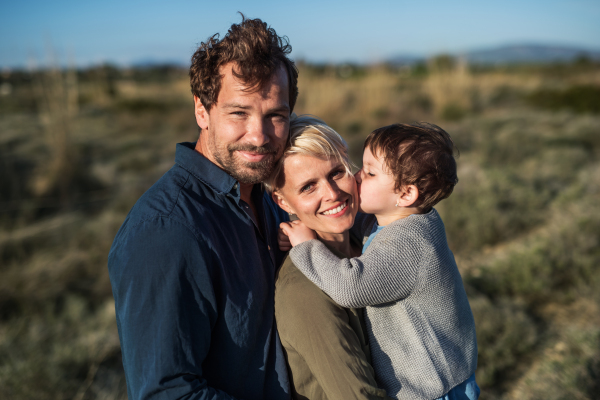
left=175, top=142, right=239, bottom=196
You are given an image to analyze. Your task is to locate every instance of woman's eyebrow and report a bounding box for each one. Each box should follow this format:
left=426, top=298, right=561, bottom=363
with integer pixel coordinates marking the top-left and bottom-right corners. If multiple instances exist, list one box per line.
left=295, top=177, right=316, bottom=189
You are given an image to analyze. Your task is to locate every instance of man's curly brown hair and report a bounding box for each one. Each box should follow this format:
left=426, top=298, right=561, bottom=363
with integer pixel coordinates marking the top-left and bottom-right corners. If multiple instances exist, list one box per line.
left=189, top=14, right=299, bottom=112
left=364, top=123, right=459, bottom=211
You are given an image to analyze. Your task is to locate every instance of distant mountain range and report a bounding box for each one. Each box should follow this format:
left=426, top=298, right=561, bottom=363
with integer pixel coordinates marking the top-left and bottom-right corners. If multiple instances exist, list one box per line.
left=388, top=44, right=600, bottom=65
left=127, top=44, right=600, bottom=68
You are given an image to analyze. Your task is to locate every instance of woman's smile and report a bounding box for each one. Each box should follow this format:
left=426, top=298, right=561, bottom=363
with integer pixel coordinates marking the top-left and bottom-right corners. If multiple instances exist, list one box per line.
left=320, top=200, right=348, bottom=216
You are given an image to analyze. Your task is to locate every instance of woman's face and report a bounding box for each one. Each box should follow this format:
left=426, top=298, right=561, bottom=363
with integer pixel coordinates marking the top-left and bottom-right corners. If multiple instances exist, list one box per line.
left=273, top=154, right=358, bottom=238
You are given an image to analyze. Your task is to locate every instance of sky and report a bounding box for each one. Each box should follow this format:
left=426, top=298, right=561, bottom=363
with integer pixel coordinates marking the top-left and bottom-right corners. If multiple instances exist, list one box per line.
left=1, top=0, right=599, bottom=68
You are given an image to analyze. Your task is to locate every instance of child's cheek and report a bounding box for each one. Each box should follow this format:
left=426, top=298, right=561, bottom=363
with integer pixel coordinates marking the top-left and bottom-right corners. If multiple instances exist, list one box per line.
left=356, top=183, right=367, bottom=214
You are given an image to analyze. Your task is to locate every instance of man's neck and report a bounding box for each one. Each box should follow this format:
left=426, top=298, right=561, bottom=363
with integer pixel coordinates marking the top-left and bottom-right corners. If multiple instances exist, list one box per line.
left=240, top=182, right=262, bottom=225
left=240, top=182, right=255, bottom=206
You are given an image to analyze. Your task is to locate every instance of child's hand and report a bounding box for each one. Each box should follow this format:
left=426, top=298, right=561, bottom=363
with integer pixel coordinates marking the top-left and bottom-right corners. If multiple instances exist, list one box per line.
left=278, top=226, right=292, bottom=252
left=279, top=220, right=317, bottom=247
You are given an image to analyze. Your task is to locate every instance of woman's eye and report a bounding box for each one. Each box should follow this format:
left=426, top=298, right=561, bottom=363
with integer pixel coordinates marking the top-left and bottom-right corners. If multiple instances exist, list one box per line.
left=330, top=169, right=345, bottom=179
left=300, top=184, right=313, bottom=193
left=368, top=172, right=375, bottom=177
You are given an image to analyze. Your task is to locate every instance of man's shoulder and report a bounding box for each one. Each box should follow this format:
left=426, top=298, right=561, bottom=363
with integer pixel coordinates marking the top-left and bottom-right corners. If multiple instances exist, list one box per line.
left=110, top=165, right=218, bottom=256
left=124, top=164, right=226, bottom=231
left=127, top=165, right=187, bottom=217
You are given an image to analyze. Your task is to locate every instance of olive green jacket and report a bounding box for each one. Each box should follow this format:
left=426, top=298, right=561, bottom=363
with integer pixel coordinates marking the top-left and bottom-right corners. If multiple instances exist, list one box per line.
left=275, top=240, right=388, bottom=400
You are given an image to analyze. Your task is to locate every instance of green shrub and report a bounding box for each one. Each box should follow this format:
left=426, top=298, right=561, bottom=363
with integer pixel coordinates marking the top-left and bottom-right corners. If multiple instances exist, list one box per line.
left=439, top=167, right=549, bottom=253
left=441, top=103, right=467, bottom=121
left=467, top=203, right=600, bottom=306
left=471, top=296, right=538, bottom=389
left=526, top=85, right=600, bottom=114
left=511, top=327, right=600, bottom=399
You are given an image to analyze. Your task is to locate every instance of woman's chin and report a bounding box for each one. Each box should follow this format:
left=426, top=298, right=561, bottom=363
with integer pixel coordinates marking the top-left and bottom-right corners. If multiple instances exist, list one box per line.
left=312, top=216, right=355, bottom=236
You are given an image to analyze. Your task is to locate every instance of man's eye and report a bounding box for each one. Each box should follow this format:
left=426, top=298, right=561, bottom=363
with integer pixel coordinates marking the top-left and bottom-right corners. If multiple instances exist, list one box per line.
left=269, top=113, right=288, bottom=121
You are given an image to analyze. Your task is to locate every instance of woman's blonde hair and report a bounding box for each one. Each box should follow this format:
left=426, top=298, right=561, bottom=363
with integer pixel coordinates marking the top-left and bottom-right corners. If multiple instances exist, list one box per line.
left=264, top=115, right=353, bottom=193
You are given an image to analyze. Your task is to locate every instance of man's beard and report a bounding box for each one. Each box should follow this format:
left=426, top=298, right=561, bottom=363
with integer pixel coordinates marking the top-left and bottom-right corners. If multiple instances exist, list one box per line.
left=214, top=143, right=280, bottom=185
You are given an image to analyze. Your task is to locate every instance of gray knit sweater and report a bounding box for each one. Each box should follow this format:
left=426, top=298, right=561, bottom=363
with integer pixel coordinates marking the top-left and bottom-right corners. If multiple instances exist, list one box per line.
left=289, top=209, right=477, bottom=400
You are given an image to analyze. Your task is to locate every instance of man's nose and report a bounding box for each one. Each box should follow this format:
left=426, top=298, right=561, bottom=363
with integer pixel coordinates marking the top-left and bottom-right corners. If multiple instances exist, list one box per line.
left=246, top=117, right=269, bottom=147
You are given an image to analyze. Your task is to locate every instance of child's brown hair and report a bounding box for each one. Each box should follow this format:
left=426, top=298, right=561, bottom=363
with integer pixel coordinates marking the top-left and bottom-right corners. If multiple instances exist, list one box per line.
left=364, top=122, right=458, bottom=210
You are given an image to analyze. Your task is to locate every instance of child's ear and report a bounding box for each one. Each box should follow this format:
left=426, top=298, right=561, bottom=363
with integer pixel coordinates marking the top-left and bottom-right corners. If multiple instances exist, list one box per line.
left=395, top=185, right=419, bottom=208
left=272, top=191, right=293, bottom=214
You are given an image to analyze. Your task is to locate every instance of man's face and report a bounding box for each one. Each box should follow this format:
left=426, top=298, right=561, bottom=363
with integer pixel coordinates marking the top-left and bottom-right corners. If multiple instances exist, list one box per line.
left=194, top=63, right=290, bottom=185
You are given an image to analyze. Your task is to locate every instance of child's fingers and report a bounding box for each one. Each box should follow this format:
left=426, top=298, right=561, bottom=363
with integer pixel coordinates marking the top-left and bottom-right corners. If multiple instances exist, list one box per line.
left=280, top=221, right=299, bottom=234
left=278, top=241, right=292, bottom=252
left=279, top=221, right=291, bottom=235
left=278, top=223, right=293, bottom=251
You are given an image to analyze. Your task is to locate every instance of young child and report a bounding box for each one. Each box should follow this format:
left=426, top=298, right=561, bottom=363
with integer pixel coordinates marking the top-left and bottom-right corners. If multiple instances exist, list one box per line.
left=280, top=123, right=479, bottom=400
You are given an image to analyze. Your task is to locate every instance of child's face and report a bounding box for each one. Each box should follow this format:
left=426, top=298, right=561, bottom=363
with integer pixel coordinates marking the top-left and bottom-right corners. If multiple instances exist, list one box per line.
left=355, top=146, right=399, bottom=217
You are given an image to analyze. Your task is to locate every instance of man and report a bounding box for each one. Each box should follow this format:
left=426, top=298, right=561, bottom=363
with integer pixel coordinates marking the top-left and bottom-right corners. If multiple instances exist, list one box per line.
left=108, top=16, right=298, bottom=399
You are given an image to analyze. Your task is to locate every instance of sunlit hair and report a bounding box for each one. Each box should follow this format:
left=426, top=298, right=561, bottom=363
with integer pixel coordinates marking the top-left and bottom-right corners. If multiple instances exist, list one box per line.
left=364, top=122, right=459, bottom=211
left=264, top=115, right=353, bottom=193
left=189, top=13, right=299, bottom=112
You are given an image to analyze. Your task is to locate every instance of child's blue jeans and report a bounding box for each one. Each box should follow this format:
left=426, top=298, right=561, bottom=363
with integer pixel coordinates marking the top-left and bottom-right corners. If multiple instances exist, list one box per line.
left=435, top=374, right=480, bottom=400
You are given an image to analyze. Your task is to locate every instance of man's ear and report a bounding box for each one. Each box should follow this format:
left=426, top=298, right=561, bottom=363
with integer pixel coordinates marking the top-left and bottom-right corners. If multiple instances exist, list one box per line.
left=396, top=185, right=419, bottom=208
left=272, top=191, right=292, bottom=214
left=194, top=96, right=209, bottom=130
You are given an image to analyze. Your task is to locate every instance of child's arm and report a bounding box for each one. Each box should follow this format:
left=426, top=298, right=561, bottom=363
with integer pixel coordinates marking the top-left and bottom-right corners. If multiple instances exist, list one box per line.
left=287, top=222, right=422, bottom=308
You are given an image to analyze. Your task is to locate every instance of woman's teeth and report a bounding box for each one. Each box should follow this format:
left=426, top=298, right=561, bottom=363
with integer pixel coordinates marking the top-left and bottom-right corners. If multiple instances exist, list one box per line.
left=322, top=202, right=347, bottom=215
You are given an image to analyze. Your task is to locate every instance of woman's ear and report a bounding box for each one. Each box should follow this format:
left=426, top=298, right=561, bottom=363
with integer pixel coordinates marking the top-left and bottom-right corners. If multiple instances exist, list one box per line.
left=395, top=185, right=419, bottom=208
left=194, top=96, right=209, bottom=130
left=272, top=191, right=292, bottom=214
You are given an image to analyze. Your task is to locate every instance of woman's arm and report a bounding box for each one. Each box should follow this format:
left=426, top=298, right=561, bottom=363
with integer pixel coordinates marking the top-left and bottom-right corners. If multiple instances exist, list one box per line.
left=288, top=222, right=423, bottom=308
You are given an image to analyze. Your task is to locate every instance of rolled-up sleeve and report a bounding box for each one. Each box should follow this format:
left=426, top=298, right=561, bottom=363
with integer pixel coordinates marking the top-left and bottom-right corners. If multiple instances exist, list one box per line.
left=109, top=216, right=237, bottom=400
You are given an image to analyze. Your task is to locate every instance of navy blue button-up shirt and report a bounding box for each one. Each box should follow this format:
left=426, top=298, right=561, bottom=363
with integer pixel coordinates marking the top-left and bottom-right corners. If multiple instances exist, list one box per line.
left=108, top=142, right=291, bottom=399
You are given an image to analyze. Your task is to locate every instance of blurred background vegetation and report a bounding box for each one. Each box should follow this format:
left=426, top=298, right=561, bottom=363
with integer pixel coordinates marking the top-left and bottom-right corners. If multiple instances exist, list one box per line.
left=1, top=55, right=599, bottom=399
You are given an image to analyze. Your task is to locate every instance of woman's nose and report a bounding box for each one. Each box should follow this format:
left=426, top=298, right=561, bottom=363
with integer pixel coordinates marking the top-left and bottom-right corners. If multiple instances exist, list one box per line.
left=354, top=169, right=363, bottom=184
left=323, top=181, right=340, bottom=200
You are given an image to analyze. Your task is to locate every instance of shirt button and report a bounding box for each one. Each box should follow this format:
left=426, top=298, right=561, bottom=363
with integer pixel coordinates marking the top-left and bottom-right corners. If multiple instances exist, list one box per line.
left=233, top=183, right=238, bottom=190
left=268, top=245, right=271, bottom=250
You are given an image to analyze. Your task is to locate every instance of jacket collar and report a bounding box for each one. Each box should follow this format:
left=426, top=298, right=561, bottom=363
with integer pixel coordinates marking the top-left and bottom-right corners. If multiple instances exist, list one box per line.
left=175, top=142, right=240, bottom=197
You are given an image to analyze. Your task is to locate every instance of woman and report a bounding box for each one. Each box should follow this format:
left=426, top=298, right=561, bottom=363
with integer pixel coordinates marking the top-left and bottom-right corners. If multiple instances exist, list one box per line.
left=264, top=116, right=388, bottom=400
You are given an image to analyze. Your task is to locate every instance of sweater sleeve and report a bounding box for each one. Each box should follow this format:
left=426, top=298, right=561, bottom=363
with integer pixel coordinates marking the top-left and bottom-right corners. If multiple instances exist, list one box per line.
left=288, top=222, right=422, bottom=308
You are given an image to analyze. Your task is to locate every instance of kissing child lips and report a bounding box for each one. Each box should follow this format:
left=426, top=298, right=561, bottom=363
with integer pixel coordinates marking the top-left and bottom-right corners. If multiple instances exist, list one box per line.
left=321, top=200, right=348, bottom=216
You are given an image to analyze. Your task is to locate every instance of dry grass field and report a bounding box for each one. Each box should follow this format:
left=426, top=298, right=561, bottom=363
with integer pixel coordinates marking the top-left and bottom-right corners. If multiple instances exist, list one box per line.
left=1, top=57, right=599, bottom=399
